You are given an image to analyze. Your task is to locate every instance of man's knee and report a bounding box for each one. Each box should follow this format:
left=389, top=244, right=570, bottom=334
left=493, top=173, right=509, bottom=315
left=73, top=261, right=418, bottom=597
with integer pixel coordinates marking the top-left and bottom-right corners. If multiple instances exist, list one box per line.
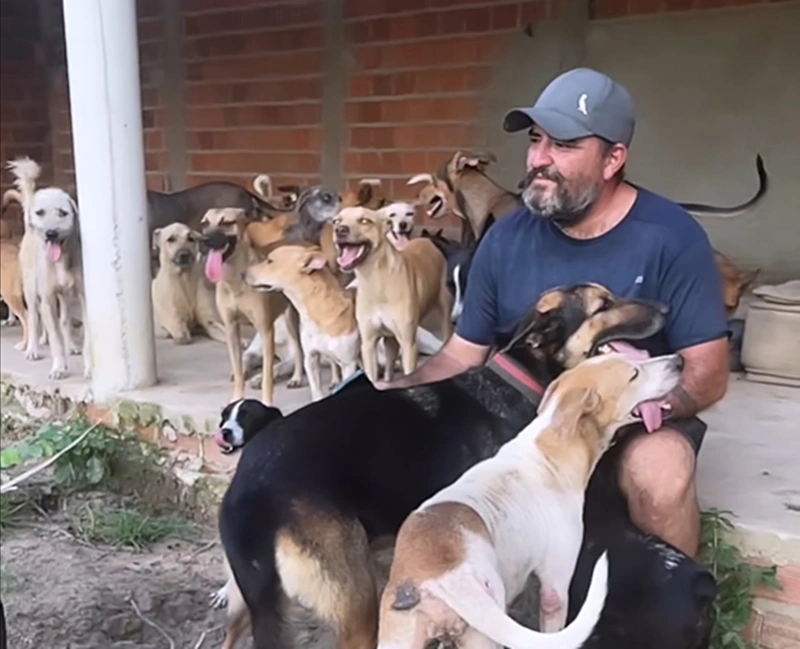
left=619, top=428, right=697, bottom=510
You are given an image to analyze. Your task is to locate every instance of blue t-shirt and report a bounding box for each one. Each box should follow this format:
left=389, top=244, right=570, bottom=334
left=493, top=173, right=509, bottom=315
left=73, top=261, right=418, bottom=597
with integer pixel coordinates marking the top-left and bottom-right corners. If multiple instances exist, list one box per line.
left=455, top=186, right=728, bottom=356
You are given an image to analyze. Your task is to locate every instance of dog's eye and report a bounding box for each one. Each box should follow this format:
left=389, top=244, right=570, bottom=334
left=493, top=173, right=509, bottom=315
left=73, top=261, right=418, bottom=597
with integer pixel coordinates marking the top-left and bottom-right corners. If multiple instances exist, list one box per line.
left=187, top=234, right=196, bottom=243
left=167, top=235, right=177, bottom=243
left=57, top=208, right=68, bottom=218
left=630, top=368, right=640, bottom=382
left=359, top=218, right=371, bottom=225
left=35, top=209, right=45, bottom=217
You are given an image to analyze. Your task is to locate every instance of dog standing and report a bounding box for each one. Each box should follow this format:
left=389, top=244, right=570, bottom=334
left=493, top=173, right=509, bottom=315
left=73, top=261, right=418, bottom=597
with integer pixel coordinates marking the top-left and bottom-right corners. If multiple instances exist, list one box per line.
left=201, top=207, right=292, bottom=405
left=245, top=243, right=360, bottom=401
left=333, top=207, right=452, bottom=382
left=9, top=157, right=90, bottom=379
left=151, top=222, right=227, bottom=344
left=377, top=351, right=683, bottom=649
left=0, top=222, right=27, bottom=349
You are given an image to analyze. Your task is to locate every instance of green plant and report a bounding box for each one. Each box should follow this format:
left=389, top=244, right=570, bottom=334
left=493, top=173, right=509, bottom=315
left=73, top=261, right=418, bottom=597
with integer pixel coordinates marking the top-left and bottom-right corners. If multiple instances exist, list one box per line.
left=699, top=508, right=782, bottom=649
left=0, top=417, right=152, bottom=490
left=68, top=505, right=196, bottom=551
left=0, top=494, right=28, bottom=532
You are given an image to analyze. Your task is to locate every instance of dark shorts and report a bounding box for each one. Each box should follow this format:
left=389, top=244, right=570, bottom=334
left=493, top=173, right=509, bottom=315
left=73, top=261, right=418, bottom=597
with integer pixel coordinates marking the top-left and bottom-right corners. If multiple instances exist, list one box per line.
left=614, top=415, right=707, bottom=457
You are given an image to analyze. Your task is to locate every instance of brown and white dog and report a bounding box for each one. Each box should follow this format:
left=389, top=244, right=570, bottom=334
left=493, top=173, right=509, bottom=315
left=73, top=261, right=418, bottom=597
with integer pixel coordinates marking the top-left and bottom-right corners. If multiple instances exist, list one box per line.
left=380, top=201, right=419, bottom=249
left=9, top=157, right=90, bottom=379
left=377, top=350, right=683, bottom=649
left=245, top=242, right=360, bottom=401
left=201, top=207, right=297, bottom=405
left=333, top=206, right=453, bottom=382
left=0, top=218, right=28, bottom=349
left=151, top=221, right=227, bottom=345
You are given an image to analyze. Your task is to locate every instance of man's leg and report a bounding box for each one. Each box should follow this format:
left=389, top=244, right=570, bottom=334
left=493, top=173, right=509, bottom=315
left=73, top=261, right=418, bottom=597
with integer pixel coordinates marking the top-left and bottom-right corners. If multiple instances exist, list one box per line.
left=617, top=424, right=702, bottom=557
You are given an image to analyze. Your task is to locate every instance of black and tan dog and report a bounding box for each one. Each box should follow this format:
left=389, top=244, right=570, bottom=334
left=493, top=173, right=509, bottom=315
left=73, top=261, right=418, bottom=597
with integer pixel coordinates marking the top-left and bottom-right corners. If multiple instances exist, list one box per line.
left=215, top=284, right=717, bottom=649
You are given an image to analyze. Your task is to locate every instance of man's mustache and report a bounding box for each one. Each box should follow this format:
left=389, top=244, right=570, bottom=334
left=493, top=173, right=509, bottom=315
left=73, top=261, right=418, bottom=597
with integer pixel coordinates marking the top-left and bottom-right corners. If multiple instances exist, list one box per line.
left=518, top=166, right=565, bottom=190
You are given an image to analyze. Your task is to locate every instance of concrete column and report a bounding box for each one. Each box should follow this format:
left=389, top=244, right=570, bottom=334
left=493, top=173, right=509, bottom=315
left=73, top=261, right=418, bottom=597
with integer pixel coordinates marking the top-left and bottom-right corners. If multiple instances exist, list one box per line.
left=62, top=0, right=157, bottom=399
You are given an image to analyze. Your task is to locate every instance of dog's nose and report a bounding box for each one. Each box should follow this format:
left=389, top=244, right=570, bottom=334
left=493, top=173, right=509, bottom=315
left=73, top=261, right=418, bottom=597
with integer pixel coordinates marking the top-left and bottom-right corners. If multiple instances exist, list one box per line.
left=45, top=229, right=59, bottom=242
left=673, top=354, right=685, bottom=372
left=321, top=192, right=335, bottom=204
left=335, top=225, right=349, bottom=238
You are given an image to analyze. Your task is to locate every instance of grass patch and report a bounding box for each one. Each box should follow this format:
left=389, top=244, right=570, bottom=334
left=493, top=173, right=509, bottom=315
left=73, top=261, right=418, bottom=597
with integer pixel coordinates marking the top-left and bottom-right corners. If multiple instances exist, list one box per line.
left=68, top=504, right=197, bottom=551
left=699, top=508, right=782, bottom=649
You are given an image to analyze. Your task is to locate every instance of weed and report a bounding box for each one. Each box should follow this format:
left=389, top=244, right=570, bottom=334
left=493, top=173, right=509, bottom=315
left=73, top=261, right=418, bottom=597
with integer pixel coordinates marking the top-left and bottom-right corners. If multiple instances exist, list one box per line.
left=699, top=508, right=782, bottom=649
left=68, top=504, right=197, bottom=551
left=0, top=494, right=28, bottom=532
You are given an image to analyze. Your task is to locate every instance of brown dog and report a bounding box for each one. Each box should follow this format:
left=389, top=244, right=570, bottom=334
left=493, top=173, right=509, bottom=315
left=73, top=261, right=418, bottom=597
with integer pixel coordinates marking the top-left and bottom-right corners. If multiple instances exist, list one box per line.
left=0, top=228, right=28, bottom=350
left=151, top=222, right=227, bottom=345
left=714, top=250, right=760, bottom=317
left=201, top=208, right=296, bottom=405
left=332, top=206, right=452, bottom=382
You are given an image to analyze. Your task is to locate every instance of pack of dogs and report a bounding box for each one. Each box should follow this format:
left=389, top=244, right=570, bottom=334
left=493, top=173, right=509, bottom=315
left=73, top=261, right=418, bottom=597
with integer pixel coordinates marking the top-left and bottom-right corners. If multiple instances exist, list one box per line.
left=0, top=150, right=769, bottom=649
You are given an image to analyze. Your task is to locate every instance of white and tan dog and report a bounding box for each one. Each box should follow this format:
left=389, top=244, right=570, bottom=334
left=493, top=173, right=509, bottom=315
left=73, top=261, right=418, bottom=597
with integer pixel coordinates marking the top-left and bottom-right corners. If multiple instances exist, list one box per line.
left=377, top=351, right=684, bottom=649
left=333, top=206, right=452, bottom=383
left=379, top=201, right=418, bottom=249
left=245, top=242, right=360, bottom=401
left=9, top=157, right=90, bottom=379
left=151, top=221, right=227, bottom=345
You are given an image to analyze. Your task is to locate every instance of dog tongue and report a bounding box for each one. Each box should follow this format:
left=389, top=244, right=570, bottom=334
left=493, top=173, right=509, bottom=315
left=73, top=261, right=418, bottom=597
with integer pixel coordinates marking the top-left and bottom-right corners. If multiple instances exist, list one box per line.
left=46, top=241, right=63, bottom=263
left=337, top=245, right=363, bottom=269
left=394, top=234, right=410, bottom=249
left=608, top=341, right=664, bottom=433
left=212, top=428, right=226, bottom=447
left=205, top=250, right=225, bottom=283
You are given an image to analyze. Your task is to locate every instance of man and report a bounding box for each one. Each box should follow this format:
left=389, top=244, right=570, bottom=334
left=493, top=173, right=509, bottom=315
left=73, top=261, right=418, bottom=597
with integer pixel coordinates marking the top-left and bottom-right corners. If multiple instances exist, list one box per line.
left=376, top=67, right=730, bottom=558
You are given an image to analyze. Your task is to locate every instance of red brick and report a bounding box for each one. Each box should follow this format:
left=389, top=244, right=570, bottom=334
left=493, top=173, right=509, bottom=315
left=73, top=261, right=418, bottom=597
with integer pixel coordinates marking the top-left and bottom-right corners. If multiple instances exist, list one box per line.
left=758, top=612, right=800, bottom=649
left=593, top=0, right=631, bottom=18
left=138, top=18, right=165, bottom=42
left=144, top=130, right=164, bottom=151
left=520, top=0, right=552, bottom=23
left=344, top=0, right=427, bottom=19
left=629, top=0, right=664, bottom=13
left=186, top=128, right=321, bottom=152
left=189, top=151, right=319, bottom=175
left=491, top=3, right=521, bottom=29
left=664, top=0, right=694, bottom=10
left=184, top=3, right=322, bottom=36
left=185, top=51, right=322, bottom=81
left=438, top=6, right=493, bottom=36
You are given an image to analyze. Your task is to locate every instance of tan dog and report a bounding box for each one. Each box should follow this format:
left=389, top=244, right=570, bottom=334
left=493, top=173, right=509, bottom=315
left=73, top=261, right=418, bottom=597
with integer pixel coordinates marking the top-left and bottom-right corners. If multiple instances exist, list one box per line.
left=10, top=157, right=90, bottom=379
left=151, top=222, right=226, bottom=345
left=714, top=250, right=760, bottom=317
left=332, top=207, right=452, bottom=382
left=377, top=351, right=683, bottom=649
left=245, top=242, right=360, bottom=401
left=0, top=229, right=28, bottom=348
left=201, top=207, right=295, bottom=405
left=341, top=177, right=391, bottom=210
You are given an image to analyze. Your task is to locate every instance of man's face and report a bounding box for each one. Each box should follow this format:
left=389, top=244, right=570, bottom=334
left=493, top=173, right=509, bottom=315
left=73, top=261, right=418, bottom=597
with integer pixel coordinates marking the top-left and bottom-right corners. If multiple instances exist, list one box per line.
left=521, top=125, right=616, bottom=227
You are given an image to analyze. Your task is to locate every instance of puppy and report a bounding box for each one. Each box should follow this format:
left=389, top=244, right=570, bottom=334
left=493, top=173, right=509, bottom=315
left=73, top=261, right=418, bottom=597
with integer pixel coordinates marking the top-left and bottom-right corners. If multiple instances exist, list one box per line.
left=377, top=351, right=683, bottom=649
left=380, top=201, right=418, bottom=249
left=246, top=242, right=360, bottom=401
left=9, top=157, right=90, bottom=379
left=151, top=222, right=226, bottom=344
left=201, top=207, right=292, bottom=405
left=333, top=207, right=452, bottom=382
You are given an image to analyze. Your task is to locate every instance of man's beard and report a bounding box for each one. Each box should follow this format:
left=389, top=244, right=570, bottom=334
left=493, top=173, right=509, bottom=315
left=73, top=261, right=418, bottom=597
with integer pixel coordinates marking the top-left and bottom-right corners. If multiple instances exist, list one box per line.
left=520, top=166, right=601, bottom=227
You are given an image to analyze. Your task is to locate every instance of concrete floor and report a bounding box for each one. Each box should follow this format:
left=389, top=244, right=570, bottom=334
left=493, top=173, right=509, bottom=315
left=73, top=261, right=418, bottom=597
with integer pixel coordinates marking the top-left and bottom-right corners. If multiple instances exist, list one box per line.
left=1, top=324, right=798, bottom=558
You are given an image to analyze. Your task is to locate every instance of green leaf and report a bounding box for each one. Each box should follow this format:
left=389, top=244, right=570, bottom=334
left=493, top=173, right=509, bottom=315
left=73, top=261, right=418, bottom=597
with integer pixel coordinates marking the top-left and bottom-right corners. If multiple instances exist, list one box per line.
left=85, top=457, right=105, bottom=485
left=0, top=448, right=20, bottom=469
left=53, top=463, right=74, bottom=486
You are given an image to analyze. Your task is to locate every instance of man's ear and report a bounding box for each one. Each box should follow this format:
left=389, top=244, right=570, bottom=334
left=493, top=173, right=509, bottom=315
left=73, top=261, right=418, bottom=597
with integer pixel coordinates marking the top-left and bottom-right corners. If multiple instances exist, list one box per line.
left=302, top=252, right=328, bottom=274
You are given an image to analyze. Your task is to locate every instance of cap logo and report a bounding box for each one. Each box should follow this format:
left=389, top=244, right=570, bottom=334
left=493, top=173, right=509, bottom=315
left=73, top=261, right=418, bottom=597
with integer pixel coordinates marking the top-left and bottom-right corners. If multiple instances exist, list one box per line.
left=577, top=93, right=588, bottom=116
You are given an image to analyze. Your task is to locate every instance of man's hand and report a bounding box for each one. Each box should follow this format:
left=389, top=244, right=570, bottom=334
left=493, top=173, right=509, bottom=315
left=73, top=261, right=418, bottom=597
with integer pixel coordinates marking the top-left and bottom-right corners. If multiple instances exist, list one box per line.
left=664, top=337, right=730, bottom=420
left=372, top=334, right=490, bottom=391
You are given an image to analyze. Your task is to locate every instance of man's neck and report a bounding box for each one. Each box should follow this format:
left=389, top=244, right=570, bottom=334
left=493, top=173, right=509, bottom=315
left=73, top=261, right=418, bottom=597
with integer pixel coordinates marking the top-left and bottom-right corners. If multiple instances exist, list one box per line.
left=560, top=181, right=637, bottom=240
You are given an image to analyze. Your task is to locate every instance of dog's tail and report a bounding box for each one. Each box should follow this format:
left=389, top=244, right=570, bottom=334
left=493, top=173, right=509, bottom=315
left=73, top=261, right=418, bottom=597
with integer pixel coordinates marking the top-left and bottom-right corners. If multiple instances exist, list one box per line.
left=1, top=188, right=23, bottom=214
left=5, top=157, right=41, bottom=211
left=434, top=552, right=608, bottom=649
left=253, top=173, right=273, bottom=199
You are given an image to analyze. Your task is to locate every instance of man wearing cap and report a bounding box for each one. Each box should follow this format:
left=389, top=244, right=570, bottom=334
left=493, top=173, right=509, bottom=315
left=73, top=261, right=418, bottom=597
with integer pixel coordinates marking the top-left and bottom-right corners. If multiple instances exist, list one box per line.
left=376, top=68, right=729, bottom=558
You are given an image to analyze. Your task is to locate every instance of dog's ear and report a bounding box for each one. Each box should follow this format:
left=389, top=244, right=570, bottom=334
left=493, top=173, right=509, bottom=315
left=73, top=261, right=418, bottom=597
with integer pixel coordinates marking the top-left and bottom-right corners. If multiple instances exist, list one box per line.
left=407, top=173, right=435, bottom=187
left=453, top=151, right=497, bottom=173
left=301, top=251, right=328, bottom=274
left=151, top=228, right=163, bottom=252
left=68, top=195, right=79, bottom=217
left=357, top=179, right=382, bottom=207
left=538, top=383, right=600, bottom=431
left=497, top=307, right=564, bottom=354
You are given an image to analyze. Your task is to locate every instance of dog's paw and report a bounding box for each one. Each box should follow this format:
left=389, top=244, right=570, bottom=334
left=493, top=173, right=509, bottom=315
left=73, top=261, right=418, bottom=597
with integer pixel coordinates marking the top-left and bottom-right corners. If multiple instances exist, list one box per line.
left=249, top=374, right=262, bottom=390
left=69, top=347, right=82, bottom=356
left=25, top=349, right=42, bottom=361
left=209, top=584, right=229, bottom=609
left=173, top=335, right=192, bottom=345
left=49, top=366, right=68, bottom=380
left=14, top=341, right=26, bottom=351
left=286, top=376, right=303, bottom=389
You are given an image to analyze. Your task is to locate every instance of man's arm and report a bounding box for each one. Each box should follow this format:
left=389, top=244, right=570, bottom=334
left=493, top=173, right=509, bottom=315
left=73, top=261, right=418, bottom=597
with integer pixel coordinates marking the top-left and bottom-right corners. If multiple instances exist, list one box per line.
left=660, top=238, right=731, bottom=419
left=375, top=226, right=501, bottom=390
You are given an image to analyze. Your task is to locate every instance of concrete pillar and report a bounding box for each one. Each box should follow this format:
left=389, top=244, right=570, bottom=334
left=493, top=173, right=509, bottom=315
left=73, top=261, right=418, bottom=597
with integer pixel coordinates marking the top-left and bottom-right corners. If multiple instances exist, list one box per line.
left=62, top=0, right=157, bottom=399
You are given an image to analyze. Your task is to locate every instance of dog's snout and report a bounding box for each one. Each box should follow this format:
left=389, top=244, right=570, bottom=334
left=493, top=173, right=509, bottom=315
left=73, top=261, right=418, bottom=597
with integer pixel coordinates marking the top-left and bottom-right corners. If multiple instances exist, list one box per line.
left=335, top=225, right=350, bottom=238
left=176, top=249, right=194, bottom=263
left=397, top=222, right=410, bottom=233
left=45, top=229, right=59, bottom=242
left=321, top=191, right=335, bottom=204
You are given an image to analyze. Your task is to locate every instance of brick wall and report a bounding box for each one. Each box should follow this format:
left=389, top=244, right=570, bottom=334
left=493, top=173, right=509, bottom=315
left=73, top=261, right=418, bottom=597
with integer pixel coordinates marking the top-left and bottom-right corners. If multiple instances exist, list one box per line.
left=0, top=0, right=784, bottom=230
left=0, top=0, right=50, bottom=230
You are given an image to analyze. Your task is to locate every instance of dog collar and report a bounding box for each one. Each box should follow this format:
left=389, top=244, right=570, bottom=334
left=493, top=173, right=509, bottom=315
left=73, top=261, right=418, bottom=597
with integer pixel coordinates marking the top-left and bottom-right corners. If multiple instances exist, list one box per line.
left=486, top=352, right=545, bottom=402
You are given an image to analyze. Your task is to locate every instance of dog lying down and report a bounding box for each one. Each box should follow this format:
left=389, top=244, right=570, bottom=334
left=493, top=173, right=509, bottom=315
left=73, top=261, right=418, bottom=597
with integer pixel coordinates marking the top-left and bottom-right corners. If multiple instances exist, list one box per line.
left=212, top=283, right=717, bottom=649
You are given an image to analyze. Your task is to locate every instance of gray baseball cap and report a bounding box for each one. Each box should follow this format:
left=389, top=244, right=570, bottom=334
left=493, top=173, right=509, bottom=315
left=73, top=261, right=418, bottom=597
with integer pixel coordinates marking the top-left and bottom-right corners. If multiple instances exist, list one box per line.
left=503, top=67, right=636, bottom=146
